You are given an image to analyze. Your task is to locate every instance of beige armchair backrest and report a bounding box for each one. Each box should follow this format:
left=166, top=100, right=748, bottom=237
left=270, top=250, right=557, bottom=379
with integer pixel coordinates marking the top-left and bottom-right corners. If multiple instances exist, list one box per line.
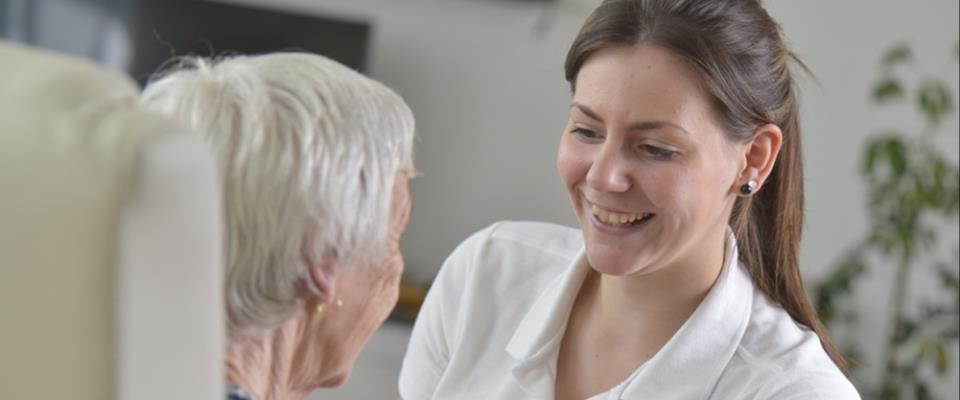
left=0, top=41, right=224, bottom=400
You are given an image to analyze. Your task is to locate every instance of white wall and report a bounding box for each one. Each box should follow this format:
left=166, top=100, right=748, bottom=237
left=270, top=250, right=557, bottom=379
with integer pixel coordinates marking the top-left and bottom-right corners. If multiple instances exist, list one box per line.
left=213, top=0, right=959, bottom=398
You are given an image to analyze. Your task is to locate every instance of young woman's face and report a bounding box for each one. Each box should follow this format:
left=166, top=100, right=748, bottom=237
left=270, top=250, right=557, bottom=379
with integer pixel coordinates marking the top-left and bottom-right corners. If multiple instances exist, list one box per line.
left=557, top=44, right=745, bottom=278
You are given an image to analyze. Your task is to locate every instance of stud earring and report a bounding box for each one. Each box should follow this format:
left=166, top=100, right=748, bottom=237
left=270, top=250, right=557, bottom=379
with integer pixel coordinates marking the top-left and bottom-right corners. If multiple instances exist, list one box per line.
left=740, top=179, right=758, bottom=195
left=316, top=298, right=343, bottom=314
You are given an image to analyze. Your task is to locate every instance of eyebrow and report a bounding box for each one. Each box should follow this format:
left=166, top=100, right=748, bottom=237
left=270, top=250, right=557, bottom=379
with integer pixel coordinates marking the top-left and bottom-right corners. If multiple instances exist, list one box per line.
left=571, top=102, right=690, bottom=135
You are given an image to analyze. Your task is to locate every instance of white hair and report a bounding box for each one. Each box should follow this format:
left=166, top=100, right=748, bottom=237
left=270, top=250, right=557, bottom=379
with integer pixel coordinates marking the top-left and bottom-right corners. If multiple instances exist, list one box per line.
left=141, top=53, right=415, bottom=338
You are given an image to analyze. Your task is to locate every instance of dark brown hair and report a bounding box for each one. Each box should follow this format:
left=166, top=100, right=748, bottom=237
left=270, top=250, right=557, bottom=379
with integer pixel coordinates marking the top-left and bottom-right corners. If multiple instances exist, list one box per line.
left=564, top=0, right=846, bottom=372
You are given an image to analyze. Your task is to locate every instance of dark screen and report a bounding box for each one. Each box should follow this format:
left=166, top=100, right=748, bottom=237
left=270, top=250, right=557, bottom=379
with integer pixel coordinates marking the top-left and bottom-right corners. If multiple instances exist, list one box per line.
left=129, top=0, right=370, bottom=84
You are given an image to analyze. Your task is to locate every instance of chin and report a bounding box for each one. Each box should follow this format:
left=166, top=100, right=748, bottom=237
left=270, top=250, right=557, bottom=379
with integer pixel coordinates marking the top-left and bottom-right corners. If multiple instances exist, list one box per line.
left=585, top=247, right=652, bottom=277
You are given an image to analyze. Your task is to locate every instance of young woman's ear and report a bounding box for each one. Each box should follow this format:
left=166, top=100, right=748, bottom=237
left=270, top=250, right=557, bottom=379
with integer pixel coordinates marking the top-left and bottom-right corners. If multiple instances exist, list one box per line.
left=735, top=123, right=783, bottom=194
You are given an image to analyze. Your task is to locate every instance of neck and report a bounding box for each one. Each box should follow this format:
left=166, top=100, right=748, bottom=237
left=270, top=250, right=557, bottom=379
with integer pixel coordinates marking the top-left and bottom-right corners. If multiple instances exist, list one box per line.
left=224, top=314, right=316, bottom=400
left=590, top=227, right=728, bottom=347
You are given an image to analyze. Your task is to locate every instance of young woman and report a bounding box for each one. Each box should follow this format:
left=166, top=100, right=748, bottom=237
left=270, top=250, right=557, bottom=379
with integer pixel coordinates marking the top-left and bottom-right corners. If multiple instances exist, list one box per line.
left=399, top=0, right=860, bottom=399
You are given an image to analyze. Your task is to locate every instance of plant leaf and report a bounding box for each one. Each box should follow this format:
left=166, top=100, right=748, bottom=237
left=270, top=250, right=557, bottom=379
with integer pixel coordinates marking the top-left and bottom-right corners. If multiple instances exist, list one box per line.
left=863, top=139, right=883, bottom=176
left=939, top=264, right=960, bottom=290
left=916, top=339, right=930, bottom=360
left=880, top=381, right=903, bottom=400
left=874, top=78, right=903, bottom=102
left=885, top=138, right=908, bottom=177
left=893, top=318, right=917, bottom=345
left=917, top=80, right=954, bottom=125
left=814, top=251, right=867, bottom=324
left=914, top=381, right=932, bottom=400
left=934, top=342, right=949, bottom=374
left=883, top=44, right=912, bottom=67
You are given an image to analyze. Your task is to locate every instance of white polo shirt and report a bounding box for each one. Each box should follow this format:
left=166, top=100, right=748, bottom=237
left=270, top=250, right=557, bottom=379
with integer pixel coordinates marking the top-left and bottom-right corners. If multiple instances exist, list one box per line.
left=399, top=221, right=860, bottom=399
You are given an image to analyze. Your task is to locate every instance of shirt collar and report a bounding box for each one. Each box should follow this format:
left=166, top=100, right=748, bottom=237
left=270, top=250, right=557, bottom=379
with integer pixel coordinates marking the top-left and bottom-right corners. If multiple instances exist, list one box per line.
left=505, top=244, right=589, bottom=397
left=505, top=229, right=754, bottom=399
left=618, top=229, right=753, bottom=399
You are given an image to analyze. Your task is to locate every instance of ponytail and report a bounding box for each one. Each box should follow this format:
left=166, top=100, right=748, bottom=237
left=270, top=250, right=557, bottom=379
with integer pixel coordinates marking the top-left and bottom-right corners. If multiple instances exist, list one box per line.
left=730, top=90, right=848, bottom=373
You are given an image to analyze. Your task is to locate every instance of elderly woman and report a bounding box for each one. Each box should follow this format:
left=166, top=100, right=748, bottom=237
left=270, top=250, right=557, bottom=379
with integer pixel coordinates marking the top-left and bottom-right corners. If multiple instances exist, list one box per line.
left=400, top=1, right=860, bottom=399
left=141, top=52, right=415, bottom=400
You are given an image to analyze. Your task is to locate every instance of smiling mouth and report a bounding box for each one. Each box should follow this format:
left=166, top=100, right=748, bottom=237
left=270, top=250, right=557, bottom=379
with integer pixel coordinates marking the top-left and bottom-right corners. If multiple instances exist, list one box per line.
left=590, top=204, right=655, bottom=227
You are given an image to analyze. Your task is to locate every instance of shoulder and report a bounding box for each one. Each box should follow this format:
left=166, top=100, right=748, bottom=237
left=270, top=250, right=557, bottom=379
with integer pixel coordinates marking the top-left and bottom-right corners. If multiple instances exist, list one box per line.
left=443, top=220, right=583, bottom=278
left=435, top=220, right=582, bottom=300
left=427, top=220, right=582, bottom=334
left=401, top=220, right=583, bottom=386
left=457, top=220, right=583, bottom=256
left=717, top=292, right=861, bottom=399
left=750, top=370, right=862, bottom=400
left=486, top=220, right=583, bottom=258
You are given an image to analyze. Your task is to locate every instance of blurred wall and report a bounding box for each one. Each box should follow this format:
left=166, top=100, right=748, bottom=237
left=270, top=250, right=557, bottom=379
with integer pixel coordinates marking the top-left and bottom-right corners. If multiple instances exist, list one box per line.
left=216, top=0, right=960, bottom=397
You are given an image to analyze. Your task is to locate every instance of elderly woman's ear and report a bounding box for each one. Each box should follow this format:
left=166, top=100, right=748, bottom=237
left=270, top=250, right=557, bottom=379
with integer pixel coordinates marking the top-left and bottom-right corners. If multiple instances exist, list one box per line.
left=389, top=173, right=413, bottom=245
left=307, top=255, right=338, bottom=305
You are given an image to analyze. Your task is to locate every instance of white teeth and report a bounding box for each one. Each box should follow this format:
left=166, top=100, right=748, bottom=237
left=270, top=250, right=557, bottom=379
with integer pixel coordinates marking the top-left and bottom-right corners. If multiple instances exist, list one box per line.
left=590, top=204, right=650, bottom=226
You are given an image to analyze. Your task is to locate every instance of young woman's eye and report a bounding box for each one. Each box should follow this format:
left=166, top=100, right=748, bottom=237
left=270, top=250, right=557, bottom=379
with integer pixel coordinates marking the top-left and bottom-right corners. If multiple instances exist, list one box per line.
left=570, top=127, right=602, bottom=141
left=641, top=144, right=678, bottom=160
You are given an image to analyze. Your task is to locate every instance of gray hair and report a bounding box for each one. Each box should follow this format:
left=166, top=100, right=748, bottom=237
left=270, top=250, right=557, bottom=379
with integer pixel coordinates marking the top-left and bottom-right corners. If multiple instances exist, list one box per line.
left=141, top=53, right=415, bottom=338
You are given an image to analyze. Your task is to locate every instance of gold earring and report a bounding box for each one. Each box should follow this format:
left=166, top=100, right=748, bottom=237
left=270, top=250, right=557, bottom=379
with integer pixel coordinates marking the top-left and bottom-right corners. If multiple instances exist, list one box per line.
left=317, top=298, right=342, bottom=313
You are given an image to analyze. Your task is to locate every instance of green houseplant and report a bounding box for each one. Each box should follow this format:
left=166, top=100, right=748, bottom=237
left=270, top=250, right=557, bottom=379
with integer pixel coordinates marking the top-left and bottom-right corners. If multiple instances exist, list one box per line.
left=814, top=42, right=960, bottom=400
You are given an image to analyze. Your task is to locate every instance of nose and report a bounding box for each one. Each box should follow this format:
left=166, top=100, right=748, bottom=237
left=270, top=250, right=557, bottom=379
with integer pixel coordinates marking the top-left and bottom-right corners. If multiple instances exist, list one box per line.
left=585, top=140, right=631, bottom=193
